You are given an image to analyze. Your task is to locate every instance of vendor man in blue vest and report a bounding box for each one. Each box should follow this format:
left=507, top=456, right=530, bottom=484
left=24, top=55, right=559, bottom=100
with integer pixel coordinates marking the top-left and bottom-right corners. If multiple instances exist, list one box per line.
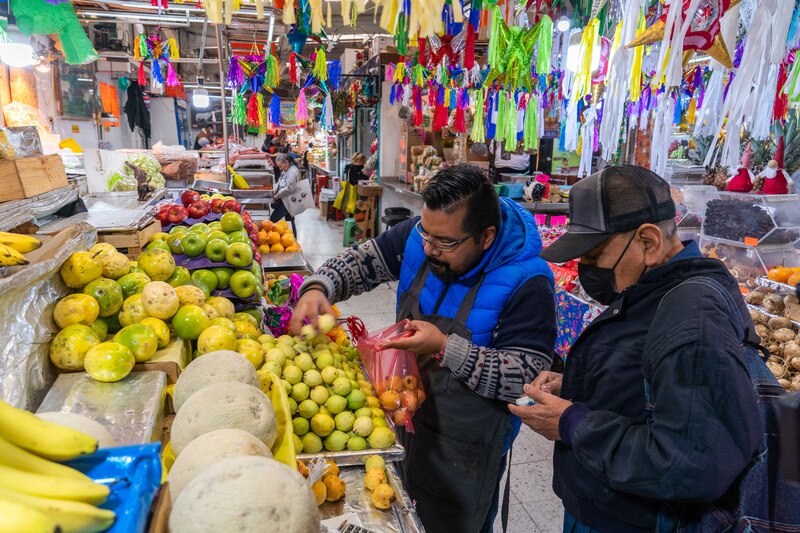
left=292, top=164, right=556, bottom=532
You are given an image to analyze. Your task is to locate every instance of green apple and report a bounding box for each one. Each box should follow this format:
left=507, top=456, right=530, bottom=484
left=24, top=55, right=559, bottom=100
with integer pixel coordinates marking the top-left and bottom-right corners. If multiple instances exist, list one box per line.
left=117, top=272, right=151, bottom=300
left=166, top=234, right=184, bottom=255
left=150, top=232, right=169, bottom=242
left=209, top=267, right=233, bottom=289
left=181, top=232, right=207, bottom=258
left=229, top=270, right=258, bottom=298
left=192, top=269, right=219, bottom=293
left=241, top=308, right=264, bottom=323
left=208, top=221, right=222, bottom=230
left=209, top=317, right=237, bottom=332
left=189, top=279, right=211, bottom=299
left=169, top=225, right=188, bottom=236
left=83, top=278, right=124, bottom=317
left=189, top=223, right=210, bottom=234
left=207, top=230, right=228, bottom=243
left=167, top=266, right=191, bottom=287
left=220, top=211, right=244, bottom=233
left=146, top=240, right=171, bottom=252
left=227, top=230, right=250, bottom=244
left=204, top=239, right=228, bottom=263
left=114, top=323, right=159, bottom=362
left=226, top=242, right=253, bottom=267
left=250, top=261, right=262, bottom=278
left=171, top=304, right=209, bottom=340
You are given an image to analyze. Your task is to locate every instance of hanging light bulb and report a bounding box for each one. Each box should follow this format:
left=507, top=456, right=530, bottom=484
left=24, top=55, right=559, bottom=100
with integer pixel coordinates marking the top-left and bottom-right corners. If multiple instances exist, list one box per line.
left=192, top=76, right=209, bottom=109
left=556, top=16, right=571, bottom=32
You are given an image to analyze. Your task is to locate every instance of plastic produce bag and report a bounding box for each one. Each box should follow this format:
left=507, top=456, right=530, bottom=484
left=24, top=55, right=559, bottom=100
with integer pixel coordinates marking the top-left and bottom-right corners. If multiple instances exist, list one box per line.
left=262, top=370, right=296, bottom=468
left=356, top=320, right=426, bottom=432
left=64, top=443, right=162, bottom=533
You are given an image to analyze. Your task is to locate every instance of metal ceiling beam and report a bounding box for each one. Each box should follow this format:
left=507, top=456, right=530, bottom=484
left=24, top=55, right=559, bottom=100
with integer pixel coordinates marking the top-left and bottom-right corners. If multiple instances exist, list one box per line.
left=76, top=0, right=272, bottom=17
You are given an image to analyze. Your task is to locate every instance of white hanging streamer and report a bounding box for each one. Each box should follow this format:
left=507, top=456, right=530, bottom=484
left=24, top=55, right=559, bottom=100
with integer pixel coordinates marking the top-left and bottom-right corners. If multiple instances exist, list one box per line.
left=599, top=0, right=644, bottom=160
left=564, top=99, right=580, bottom=151
left=650, top=93, right=674, bottom=177
left=578, top=106, right=598, bottom=178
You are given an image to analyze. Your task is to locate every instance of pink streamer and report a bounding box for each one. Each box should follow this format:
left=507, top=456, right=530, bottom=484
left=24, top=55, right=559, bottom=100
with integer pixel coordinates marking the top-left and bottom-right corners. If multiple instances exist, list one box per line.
left=296, top=89, right=308, bottom=123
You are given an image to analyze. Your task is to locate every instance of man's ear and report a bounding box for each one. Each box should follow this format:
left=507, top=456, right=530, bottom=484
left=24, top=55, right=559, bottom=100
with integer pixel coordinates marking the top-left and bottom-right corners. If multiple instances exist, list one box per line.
left=638, top=224, right=664, bottom=267
left=482, top=226, right=497, bottom=251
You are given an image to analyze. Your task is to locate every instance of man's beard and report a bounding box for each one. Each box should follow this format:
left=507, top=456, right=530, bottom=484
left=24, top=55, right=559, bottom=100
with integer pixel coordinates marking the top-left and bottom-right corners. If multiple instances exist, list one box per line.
left=426, top=257, right=457, bottom=283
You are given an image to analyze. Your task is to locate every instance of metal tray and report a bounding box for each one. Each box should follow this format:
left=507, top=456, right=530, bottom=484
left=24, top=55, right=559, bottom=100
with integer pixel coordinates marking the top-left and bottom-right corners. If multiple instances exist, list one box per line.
left=320, top=463, right=423, bottom=533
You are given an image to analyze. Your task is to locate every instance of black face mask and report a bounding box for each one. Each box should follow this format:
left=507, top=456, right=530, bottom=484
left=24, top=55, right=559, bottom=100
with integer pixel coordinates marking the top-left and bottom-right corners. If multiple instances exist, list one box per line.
left=578, top=233, right=637, bottom=305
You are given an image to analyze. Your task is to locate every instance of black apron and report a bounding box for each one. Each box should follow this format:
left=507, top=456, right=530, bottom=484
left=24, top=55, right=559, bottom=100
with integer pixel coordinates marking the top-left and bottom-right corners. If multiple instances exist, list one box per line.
left=397, top=263, right=511, bottom=533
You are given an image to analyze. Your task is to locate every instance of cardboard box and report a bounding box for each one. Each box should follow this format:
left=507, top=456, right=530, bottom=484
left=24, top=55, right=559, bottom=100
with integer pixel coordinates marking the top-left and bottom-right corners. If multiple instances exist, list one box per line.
left=0, top=155, right=69, bottom=203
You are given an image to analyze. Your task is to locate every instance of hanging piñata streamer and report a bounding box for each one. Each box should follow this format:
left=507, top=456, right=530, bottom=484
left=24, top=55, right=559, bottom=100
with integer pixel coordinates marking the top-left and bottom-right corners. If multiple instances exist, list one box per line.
left=229, top=91, right=247, bottom=125
left=535, top=15, right=553, bottom=74
left=269, top=94, right=281, bottom=125
left=257, top=93, right=268, bottom=133
left=313, top=49, right=328, bottom=81
left=523, top=94, right=539, bottom=150
left=289, top=53, right=299, bottom=85
left=322, top=93, right=334, bottom=130
left=296, top=89, right=309, bottom=123
left=247, top=92, right=261, bottom=127
left=265, top=53, right=280, bottom=89
left=227, top=56, right=245, bottom=88
left=328, top=61, right=342, bottom=90
left=470, top=88, right=486, bottom=142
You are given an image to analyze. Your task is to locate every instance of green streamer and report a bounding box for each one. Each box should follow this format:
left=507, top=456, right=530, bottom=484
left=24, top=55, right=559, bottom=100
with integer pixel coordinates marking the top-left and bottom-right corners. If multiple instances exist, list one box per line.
left=470, top=88, right=486, bottom=143
left=487, top=7, right=503, bottom=68
left=496, top=92, right=506, bottom=142
left=523, top=95, right=539, bottom=151
left=229, top=91, right=247, bottom=125
left=257, top=93, right=268, bottom=133
left=139, top=35, right=148, bottom=60
left=504, top=92, right=517, bottom=150
left=536, top=15, right=553, bottom=75
left=394, top=15, right=408, bottom=55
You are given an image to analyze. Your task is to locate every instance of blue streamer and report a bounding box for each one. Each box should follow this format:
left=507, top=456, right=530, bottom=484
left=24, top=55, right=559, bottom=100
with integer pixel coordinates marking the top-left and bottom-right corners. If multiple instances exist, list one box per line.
left=327, top=60, right=342, bottom=90
left=486, top=90, right=497, bottom=140
left=269, top=94, right=281, bottom=124
left=468, top=0, right=481, bottom=29
left=390, top=84, right=397, bottom=105
left=449, top=89, right=457, bottom=111
left=152, top=57, right=163, bottom=84
left=788, top=1, right=800, bottom=48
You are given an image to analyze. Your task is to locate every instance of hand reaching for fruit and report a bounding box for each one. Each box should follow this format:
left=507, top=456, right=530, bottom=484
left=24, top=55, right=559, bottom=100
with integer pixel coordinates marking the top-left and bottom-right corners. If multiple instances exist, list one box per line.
left=290, top=286, right=334, bottom=334
left=378, top=320, right=447, bottom=356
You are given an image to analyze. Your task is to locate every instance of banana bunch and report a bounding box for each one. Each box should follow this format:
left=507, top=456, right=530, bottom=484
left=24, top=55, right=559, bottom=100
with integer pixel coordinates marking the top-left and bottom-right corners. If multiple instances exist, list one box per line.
left=0, top=401, right=115, bottom=533
left=0, top=232, right=41, bottom=267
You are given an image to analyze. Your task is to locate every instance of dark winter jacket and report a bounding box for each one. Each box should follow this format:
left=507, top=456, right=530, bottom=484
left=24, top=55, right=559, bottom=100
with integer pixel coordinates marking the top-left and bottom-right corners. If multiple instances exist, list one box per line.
left=554, top=241, right=762, bottom=531
left=123, top=81, right=151, bottom=141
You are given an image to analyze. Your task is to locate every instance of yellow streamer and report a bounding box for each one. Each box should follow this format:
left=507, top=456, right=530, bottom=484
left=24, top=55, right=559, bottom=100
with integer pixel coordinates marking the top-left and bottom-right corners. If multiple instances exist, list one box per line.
left=453, top=0, right=463, bottom=23
left=342, top=0, right=352, bottom=25
left=606, top=21, right=622, bottom=87
left=168, top=38, right=180, bottom=60
left=224, top=0, right=235, bottom=24
left=327, top=1, right=332, bottom=27
left=574, top=18, right=598, bottom=101
left=283, top=0, right=297, bottom=24
left=310, top=0, right=324, bottom=33
left=629, top=13, right=645, bottom=101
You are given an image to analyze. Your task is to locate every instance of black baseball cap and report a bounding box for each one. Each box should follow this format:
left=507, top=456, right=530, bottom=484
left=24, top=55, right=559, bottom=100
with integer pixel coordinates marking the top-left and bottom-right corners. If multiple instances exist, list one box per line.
left=540, top=165, right=676, bottom=263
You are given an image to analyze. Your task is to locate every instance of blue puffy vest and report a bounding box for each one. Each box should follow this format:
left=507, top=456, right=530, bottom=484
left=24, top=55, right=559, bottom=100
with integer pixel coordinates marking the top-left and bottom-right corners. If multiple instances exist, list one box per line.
left=397, top=197, right=554, bottom=347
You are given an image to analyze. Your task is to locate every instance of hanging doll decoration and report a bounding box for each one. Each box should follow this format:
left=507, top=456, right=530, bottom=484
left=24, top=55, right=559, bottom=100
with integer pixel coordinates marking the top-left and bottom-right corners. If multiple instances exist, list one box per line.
left=134, top=32, right=181, bottom=88
left=760, top=137, right=791, bottom=195
left=725, top=142, right=755, bottom=192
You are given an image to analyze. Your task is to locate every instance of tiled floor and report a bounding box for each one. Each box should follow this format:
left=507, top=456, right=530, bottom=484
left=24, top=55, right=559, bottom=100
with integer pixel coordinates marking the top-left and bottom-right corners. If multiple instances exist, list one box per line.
left=292, top=208, right=564, bottom=532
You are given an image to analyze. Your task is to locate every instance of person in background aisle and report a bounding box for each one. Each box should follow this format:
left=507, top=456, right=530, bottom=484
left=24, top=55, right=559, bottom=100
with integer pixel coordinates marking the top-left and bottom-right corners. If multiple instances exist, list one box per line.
left=303, top=142, right=314, bottom=180
left=333, top=153, right=369, bottom=215
left=193, top=122, right=216, bottom=150
left=292, top=164, right=557, bottom=533
left=509, top=165, right=762, bottom=533
left=270, top=153, right=301, bottom=223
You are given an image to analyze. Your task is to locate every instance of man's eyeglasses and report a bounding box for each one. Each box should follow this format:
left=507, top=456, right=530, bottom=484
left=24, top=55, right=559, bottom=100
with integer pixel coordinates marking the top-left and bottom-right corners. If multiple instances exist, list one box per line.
left=415, top=220, right=483, bottom=252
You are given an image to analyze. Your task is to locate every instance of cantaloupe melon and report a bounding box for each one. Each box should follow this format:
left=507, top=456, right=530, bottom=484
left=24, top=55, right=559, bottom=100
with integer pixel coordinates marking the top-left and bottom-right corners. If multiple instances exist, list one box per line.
left=167, top=428, right=272, bottom=503
left=170, top=382, right=277, bottom=455
left=35, top=412, right=117, bottom=448
left=173, top=350, right=259, bottom=412
left=169, top=456, right=319, bottom=533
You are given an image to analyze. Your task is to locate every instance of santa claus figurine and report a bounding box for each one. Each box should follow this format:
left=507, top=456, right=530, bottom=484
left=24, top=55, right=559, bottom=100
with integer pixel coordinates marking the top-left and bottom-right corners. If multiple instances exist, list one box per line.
left=726, top=142, right=755, bottom=192
left=760, top=136, right=791, bottom=195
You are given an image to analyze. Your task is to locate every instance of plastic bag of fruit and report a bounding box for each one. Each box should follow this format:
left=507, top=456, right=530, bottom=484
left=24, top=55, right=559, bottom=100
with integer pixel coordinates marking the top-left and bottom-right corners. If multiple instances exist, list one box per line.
left=356, top=320, right=426, bottom=433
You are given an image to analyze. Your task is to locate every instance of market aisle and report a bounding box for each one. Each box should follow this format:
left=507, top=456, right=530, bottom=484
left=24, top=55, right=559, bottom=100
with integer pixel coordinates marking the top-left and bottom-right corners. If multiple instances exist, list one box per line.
left=293, top=209, right=564, bottom=532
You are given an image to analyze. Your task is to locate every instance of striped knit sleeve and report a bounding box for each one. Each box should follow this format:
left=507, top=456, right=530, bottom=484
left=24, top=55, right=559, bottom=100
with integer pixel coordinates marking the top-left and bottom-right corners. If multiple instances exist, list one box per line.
left=440, top=276, right=557, bottom=402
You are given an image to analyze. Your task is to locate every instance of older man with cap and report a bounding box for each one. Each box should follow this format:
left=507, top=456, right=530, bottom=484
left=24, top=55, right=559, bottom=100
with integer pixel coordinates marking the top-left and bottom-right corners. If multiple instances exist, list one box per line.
left=509, top=165, right=762, bottom=532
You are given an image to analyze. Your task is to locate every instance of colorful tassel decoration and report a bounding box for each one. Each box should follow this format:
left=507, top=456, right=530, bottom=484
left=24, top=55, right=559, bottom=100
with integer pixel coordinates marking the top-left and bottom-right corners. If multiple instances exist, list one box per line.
left=138, top=62, right=146, bottom=85
left=523, top=95, right=539, bottom=151
left=265, top=54, right=280, bottom=89
left=269, top=94, right=281, bottom=126
left=227, top=56, right=244, bottom=89
left=138, top=35, right=148, bottom=60
left=296, top=89, right=308, bottom=123
left=289, top=53, right=299, bottom=85
left=328, top=61, right=342, bottom=90
left=322, top=93, right=334, bottom=130
left=229, top=91, right=247, bottom=125
left=464, top=25, right=476, bottom=69
left=393, top=60, right=406, bottom=83
left=151, top=58, right=164, bottom=85
left=313, top=49, right=328, bottom=81
left=247, top=92, right=261, bottom=127
left=536, top=15, right=553, bottom=75
left=453, top=106, right=466, bottom=133
left=166, top=62, right=180, bottom=87
left=257, top=93, right=268, bottom=133
left=167, top=38, right=180, bottom=60
left=470, top=88, right=485, bottom=143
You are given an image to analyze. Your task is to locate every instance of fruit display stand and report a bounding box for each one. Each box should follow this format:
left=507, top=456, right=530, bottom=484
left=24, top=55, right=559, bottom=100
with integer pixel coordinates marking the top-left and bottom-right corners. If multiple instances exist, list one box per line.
left=670, top=184, right=718, bottom=240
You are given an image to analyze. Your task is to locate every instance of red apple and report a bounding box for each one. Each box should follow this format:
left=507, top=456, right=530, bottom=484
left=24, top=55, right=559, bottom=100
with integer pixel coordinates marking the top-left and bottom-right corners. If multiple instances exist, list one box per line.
left=181, top=190, right=201, bottom=207
left=242, top=211, right=253, bottom=223
left=167, top=205, right=188, bottom=224
left=221, top=199, right=242, bottom=214
left=244, top=220, right=255, bottom=233
left=250, top=241, right=258, bottom=253
left=188, top=201, right=210, bottom=219
left=254, top=250, right=262, bottom=263
left=210, top=198, right=225, bottom=214
left=156, top=205, right=170, bottom=222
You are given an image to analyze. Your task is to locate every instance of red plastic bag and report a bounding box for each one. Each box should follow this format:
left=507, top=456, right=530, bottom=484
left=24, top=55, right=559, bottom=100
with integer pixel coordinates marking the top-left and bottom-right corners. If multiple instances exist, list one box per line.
left=356, top=320, right=426, bottom=433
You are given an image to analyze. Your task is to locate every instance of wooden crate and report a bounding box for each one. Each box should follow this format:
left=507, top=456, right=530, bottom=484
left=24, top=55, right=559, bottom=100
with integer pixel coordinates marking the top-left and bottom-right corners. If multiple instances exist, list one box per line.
left=97, top=218, right=161, bottom=259
left=0, top=155, right=69, bottom=203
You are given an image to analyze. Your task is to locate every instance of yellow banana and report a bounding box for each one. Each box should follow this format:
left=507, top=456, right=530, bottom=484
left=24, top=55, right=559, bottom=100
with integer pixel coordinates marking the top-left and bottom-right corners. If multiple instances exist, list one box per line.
left=0, top=401, right=97, bottom=461
left=0, top=436, right=91, bottom=482
left=0, top=232, right=41, bottom=253
left=0, top=463, right=109, bottom=506
left=0, top=497, right=60, bottom=533
left=0, top=243, right=28, bottom=266
left=0, top=486, right=115, bottom=533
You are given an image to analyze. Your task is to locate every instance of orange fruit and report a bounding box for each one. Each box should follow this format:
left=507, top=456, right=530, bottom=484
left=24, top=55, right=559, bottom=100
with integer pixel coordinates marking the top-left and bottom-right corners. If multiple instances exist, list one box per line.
left=788, top=272, right=800, bottom=287
left=274, top=221, right=288, bottom=235
left=280, top=234, right=295, bottom=248
left=266, top=232, right=281, bottom=245
left=258, top=230, right=269, bottom=245
left=258, top=244, right=271, bottom=254
left=262, top=220, right=274, bottom=232
left=284, top=244, right=300, bottom=253
left=768, top=266, right=794, bottom=283
left=270, top=243, right=285, bottom=253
